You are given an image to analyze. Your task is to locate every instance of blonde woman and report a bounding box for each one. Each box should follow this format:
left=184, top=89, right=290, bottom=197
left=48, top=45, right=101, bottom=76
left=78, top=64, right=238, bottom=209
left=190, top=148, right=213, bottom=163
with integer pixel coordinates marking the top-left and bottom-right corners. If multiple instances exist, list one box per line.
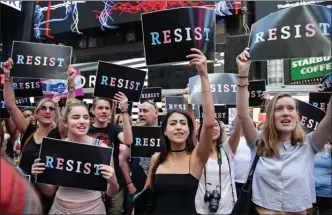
left=236, top=48, right=332, bottom=214
left=31, top=102, right=118, bottom=214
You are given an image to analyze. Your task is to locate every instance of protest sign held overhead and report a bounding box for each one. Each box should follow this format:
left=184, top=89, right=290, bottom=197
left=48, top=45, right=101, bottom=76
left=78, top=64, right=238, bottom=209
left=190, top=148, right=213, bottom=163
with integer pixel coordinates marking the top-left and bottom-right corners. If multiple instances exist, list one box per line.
left=140, top=87, right=162, bottom=102
left=248, top=80, right=266, bottom=107
left=318, top=73, right=332, bottom=92
left=249, top=5, right=331, bottom=61
left=36, top=137, right=113, bottom=191
left=0, top=90, right=9, bottom=119
left=296, top=99, right=326, bottom=133
left=309, top=92, right=331, bottom=112
left=131, top=126, right=161, bottom=158
left=165, top=96, right=200, bottom=118
left=142, top=7, right=215, bottom=66
left=189, top=73, right=238, bottom=105
left=41, top=69, right=83, bottom=99
left=94, top=61, right=146, bottom=102
left=15, top=97, right=33, bottom=107
left=10, top=41, right=72, bottom=79
left=200, top=105, right=229, bottom=124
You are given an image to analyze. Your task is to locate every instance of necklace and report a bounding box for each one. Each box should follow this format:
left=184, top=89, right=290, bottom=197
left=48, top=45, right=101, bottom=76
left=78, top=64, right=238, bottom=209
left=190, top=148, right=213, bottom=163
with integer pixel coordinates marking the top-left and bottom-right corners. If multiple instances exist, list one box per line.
left=170, top=148, right=186, bottom=152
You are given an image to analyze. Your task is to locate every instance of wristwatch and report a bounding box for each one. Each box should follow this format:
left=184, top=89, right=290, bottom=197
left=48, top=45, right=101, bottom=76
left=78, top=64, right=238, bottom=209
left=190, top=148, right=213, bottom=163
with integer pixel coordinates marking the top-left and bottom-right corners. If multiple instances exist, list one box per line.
left=67, top=85, right=75, bottom=92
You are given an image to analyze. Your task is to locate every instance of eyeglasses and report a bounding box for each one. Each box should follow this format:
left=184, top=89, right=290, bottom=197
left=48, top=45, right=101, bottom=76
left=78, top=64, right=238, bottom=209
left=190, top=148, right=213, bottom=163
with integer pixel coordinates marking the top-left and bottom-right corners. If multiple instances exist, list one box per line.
left=39, top=105, right=56, bottom=112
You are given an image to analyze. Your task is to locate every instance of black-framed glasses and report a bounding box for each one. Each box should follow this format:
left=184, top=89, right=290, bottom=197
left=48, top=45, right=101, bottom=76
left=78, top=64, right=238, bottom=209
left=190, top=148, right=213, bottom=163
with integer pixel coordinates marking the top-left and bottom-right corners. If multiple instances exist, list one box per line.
left=39, top=105, right=56, bottom=112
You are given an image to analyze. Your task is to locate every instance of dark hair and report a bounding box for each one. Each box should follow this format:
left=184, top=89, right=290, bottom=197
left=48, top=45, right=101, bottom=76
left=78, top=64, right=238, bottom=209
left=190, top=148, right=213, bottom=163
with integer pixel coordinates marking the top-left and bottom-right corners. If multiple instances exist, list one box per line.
left=198, top=117, right=223, bottom=152
left=0, top=124, right=3, bottom=146
left=158, top=110, right=195, bottom=165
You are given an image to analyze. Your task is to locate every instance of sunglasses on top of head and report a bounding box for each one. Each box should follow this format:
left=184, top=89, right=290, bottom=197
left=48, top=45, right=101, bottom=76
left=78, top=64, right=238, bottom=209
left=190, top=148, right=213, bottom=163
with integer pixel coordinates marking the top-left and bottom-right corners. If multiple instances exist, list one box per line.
left=39, top=106, right=56, bottom=112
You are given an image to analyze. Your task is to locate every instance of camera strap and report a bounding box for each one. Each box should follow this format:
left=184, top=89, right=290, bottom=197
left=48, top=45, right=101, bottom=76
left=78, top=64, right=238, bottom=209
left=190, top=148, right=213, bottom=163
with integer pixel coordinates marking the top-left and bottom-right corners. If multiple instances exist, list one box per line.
left=204, top=147, right=222, bottom=199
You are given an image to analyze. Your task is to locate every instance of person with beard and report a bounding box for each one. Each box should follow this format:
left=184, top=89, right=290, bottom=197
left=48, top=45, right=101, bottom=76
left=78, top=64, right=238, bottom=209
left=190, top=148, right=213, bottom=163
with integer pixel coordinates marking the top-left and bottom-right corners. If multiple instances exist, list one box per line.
left=2, top=58, right=76, bottom=213
left=121, top=99, right=159, bottom=213
left=88, top=94, right=133, bottom=214
left=236, top=48, right=332, bottom=214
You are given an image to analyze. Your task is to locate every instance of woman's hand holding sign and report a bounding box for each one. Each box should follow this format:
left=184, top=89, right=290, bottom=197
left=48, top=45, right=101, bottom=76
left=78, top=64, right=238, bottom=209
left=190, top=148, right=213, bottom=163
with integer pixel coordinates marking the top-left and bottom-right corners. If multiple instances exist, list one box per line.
left=100, top=164, right=116, bottom=183
left=236, top=47, right=251, bottom=76
left=2, top=58, right=13, bottom=77
left=31, top=158, right=45, bottom=176
left=114, top=92, right=129, bottom=112
left=186, top=48, right=208, bottom=77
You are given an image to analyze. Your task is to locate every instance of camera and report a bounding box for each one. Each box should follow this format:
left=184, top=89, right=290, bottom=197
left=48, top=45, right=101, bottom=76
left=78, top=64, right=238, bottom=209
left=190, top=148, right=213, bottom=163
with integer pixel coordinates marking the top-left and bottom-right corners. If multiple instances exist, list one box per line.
left=204, top=187, right=221, bottom=213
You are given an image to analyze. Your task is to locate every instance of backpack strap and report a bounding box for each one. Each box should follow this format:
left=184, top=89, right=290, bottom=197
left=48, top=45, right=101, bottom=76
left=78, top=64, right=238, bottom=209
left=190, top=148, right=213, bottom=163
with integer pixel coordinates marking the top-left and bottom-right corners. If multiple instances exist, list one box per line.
left=17, top=132, right=35, bottom=165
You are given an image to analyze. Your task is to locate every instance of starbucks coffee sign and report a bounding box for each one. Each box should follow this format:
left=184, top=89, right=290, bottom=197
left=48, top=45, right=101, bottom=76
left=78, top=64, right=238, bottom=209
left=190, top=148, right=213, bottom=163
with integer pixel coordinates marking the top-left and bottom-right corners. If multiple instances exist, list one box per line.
left=290, top=57, right=331, bottom=81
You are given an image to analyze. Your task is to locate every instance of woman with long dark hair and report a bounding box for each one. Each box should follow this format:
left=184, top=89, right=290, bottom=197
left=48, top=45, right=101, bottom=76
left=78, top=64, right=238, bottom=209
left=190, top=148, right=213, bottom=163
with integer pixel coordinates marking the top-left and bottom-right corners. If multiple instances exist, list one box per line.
left=141, top=48, right=215, bottom=214
left=236, top=48, right=332, bottom=214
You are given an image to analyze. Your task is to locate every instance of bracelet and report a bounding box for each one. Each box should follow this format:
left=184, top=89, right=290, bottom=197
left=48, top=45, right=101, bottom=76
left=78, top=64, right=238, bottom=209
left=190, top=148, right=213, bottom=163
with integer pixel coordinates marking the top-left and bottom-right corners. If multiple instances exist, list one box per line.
left=238, top=76, right=248, bottom=78
left=67, top=85, right=75, bottom=92
left=127, top=181, right=133, bottom=185
left=4, top=79, right=11, bottom=82
left=121, top=110, right=128, bottom=114
left=237, top=84, right=248, bottom=87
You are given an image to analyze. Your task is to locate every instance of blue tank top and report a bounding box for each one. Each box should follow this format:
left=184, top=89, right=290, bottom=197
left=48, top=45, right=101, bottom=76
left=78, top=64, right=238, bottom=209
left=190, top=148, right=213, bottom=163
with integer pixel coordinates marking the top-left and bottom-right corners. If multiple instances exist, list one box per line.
left=314, top=144, right=331, bottom=197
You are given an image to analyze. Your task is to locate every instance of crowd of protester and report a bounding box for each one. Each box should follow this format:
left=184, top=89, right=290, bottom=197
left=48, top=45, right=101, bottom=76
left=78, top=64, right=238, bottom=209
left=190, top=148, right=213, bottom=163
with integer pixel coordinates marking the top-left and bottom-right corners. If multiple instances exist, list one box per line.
left=1, top=48, right=331, bottom=215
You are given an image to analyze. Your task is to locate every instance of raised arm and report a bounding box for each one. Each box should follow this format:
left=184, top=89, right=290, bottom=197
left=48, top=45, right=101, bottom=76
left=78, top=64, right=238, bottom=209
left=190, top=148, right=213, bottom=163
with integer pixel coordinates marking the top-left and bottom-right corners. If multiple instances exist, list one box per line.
left=312, top=96, right=332, bottom=151
left=2, top=59, right=29, bottom=133
left=236, top=48, right=257, bottom=144
left=115, top=92, right=133, bottom=145
left=187, top=49, right=215, bottom=175
left=66, top=66, right=76, bottom=101
left=144, top=153, right=159, bottom=188
left=228, top=115, right=241, bottom=154
left=183, top=87, right=197, bottom=146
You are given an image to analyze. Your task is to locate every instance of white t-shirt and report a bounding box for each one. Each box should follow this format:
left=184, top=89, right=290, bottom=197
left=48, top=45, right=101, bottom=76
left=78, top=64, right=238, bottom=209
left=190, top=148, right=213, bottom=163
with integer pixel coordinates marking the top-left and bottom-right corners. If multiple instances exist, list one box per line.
left=233, top=137, right=251, bottom=183
left=195, top=140, right=237, bottom=214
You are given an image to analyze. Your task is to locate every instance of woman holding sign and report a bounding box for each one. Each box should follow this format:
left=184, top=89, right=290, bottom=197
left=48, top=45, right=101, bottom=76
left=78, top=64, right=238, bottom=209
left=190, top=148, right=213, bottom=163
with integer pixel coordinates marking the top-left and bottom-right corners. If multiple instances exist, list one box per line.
left=138, top=48, right=215, bottom=214
left=31, top=101, right=119, bottom=214
left=235, top=48, right=332, bottom=214
left=2, top=58, right=76, bottom=213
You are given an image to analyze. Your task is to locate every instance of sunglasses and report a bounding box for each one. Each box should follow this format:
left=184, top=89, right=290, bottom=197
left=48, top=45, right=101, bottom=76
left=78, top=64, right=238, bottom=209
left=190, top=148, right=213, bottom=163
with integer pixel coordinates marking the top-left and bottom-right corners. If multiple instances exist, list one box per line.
left=39, top=105, right=56, bottom=112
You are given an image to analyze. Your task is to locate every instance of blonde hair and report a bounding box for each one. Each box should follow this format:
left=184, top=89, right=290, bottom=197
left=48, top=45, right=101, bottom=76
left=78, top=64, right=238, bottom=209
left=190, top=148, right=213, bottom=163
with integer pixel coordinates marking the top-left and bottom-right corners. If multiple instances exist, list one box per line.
left=62, top=99, right=88, bottom=121
left=35, top=98, right=60, bottom=124
left=257, top=93, right=306, bottom=158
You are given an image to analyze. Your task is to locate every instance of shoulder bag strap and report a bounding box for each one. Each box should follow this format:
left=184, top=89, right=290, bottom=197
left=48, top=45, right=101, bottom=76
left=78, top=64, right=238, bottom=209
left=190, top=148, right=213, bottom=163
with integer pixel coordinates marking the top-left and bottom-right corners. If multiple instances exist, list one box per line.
left=241, top=153, right=260, bottom=192
left=18, top=132, right=35, bottom=165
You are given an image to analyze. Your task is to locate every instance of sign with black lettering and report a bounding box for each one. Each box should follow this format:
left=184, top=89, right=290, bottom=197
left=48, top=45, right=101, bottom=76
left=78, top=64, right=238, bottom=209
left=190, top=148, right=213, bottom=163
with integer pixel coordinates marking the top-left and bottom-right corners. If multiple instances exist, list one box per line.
left=296, top=99, right=326, bottom=133
left=131, top=126, right=161, bottom=158
left=165, top=96, right=200, bottom=118
left=10, top=41, right=72, bottom=79
left=140, top=87, right=162, bottom=102
left=36, top=137, right=113, bottom=191
left=189, top=73, right=238, bottom=105
left=249, top=5, right=331, bottom=61
left=0, top=90, right=9, bottom=119
left=115, top=101, right=133, bottom=115
left=200, top=105, right=229, bottom=124
left=142, top=7, right=215, bottom=66
left=94, top=61, right=146, bottom=102
left=248, top=80, right=266, bottom=107
left=309, top=92, right=331, bottom=112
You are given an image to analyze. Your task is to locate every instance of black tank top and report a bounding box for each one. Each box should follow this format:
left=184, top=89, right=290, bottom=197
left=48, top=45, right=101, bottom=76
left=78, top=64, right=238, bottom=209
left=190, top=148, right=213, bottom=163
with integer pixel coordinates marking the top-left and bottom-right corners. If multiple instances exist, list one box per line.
left=153, top=173, right=199, bottom=214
